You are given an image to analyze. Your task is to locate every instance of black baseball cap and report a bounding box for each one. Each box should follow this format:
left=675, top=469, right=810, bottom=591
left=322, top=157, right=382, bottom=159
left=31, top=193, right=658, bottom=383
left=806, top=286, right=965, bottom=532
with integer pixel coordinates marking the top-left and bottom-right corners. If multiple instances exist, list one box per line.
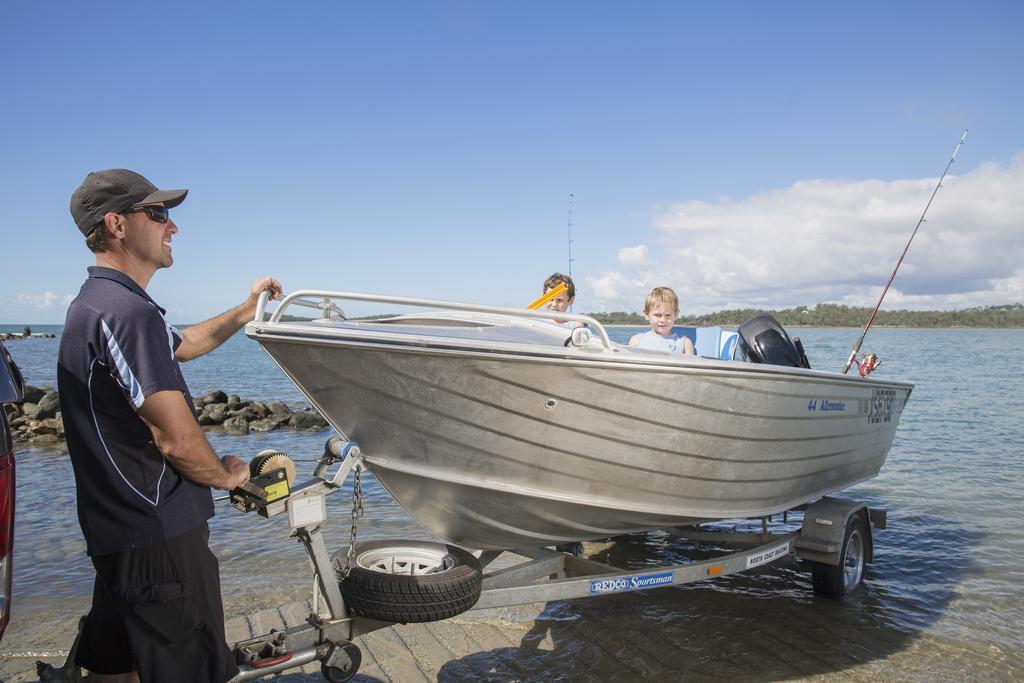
left=70, top=169, right=188, bottom=236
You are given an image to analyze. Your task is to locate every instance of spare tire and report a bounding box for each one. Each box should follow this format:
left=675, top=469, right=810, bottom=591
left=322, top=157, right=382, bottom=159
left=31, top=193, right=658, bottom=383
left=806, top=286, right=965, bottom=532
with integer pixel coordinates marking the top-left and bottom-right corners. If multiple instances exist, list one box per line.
left=332, top=540, right=482, bottom=623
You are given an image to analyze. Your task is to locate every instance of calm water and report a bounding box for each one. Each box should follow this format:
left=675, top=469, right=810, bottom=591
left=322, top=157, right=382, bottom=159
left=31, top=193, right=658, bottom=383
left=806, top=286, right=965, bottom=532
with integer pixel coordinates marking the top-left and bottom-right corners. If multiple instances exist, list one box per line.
left=2, top=325, right=1022, bottom=679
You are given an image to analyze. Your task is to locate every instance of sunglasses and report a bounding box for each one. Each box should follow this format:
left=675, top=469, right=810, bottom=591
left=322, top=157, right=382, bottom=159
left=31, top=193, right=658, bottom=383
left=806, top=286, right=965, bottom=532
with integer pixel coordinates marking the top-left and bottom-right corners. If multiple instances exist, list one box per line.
left=121, top=205, right=170, bottom=223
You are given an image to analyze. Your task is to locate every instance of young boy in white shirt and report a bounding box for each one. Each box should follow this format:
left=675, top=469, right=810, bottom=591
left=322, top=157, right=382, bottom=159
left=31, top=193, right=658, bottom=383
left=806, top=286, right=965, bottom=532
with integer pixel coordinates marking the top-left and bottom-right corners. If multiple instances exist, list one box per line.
left=628, top=287, right=695, bottom=355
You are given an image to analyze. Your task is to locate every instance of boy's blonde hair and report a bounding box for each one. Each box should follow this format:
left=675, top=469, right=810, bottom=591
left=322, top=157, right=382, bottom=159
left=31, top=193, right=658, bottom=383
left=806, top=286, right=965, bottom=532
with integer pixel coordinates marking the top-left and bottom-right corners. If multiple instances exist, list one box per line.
left=543, top=273, right=575, bottom=300
left=644, top=287, right=679, bottom=313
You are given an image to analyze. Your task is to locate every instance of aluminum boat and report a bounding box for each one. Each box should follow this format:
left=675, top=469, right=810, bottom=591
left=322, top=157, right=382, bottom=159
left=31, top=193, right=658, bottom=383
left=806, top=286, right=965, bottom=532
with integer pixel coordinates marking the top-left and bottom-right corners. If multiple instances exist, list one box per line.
left=246, top=291, right=912, bottom=550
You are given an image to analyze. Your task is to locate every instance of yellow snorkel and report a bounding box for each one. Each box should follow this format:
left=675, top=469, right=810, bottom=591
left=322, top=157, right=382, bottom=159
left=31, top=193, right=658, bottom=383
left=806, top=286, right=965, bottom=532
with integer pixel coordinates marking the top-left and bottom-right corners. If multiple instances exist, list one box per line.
left=526, top=282, right=568, bottom=310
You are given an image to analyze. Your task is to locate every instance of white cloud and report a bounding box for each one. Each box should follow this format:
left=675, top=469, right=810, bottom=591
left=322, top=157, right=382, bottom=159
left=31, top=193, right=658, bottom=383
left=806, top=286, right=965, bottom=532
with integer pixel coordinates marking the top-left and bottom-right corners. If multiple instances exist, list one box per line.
left=617, top=244, right=648, bottom=267
left=585, top=271, right=648, bottom=308
left=0, top=292, right=75, bottom=324
left=15, top=292, right=74, bottom=311
left=586, top=153, right=1024, bottom=312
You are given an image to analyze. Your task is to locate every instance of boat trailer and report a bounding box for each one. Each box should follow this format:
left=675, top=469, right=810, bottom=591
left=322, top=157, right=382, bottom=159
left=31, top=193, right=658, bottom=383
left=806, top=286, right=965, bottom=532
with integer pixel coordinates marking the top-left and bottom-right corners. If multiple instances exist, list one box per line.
left=38, top=437, right=885, bottom=682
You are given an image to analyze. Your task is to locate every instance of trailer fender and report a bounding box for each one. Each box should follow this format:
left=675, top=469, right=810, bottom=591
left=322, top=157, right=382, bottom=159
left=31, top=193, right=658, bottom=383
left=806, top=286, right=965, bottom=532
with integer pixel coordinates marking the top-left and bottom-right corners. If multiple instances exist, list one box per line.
left=794, top=497, right=875, bottom=567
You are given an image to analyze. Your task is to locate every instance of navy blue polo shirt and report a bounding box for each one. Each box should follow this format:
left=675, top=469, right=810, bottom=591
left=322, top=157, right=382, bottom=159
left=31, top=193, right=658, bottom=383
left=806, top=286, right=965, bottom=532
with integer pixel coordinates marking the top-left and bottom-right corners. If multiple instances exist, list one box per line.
left=58, top=267, right=214, bottom=556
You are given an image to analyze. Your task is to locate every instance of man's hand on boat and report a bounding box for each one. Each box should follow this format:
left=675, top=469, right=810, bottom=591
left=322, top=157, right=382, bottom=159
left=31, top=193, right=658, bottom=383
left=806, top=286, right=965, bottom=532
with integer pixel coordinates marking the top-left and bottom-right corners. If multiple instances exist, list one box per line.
left=248, top=276, right=283, bottom=306
left=175, top=276, right=284, bottom=361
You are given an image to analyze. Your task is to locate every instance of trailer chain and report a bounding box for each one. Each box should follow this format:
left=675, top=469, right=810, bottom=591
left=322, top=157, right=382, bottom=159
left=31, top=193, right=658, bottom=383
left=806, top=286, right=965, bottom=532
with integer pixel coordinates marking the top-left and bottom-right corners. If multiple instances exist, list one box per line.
left=339, top=464, right=365, bottom=579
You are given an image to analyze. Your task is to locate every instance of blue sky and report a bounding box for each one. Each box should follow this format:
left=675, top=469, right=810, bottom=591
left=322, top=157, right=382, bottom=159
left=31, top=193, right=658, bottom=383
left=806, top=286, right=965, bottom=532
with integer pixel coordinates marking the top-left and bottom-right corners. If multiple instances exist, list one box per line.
left=2, top=2, right=1021, bottom=323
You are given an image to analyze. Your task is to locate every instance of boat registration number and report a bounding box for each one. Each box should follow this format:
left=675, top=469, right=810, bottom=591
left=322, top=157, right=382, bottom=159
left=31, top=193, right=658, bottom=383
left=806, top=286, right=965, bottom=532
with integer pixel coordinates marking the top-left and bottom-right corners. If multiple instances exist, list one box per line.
left=589, top=571, right=674, bottom=595
left=746, top=541, right=790, bottom=569
left=868, top=387, right=896, bottom=424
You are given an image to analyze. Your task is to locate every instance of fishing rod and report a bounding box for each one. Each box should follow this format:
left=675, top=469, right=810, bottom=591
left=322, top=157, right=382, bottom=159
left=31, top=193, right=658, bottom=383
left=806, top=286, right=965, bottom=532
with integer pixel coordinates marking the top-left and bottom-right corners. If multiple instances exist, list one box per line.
left=842, top=129, right=969, bottom=375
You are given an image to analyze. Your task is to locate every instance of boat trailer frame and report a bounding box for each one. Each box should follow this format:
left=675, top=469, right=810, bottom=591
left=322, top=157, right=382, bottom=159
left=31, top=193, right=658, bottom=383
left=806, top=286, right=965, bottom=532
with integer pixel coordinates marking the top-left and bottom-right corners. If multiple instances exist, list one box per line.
left=475, top=530, right=795, bottom=610
left=38, top=437, right=884, bottom=682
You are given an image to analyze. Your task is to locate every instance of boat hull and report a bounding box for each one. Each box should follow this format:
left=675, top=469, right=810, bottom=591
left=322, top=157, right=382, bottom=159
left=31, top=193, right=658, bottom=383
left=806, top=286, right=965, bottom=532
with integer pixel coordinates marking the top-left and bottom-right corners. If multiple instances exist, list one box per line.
left=253, top=331, right=911, bottom=550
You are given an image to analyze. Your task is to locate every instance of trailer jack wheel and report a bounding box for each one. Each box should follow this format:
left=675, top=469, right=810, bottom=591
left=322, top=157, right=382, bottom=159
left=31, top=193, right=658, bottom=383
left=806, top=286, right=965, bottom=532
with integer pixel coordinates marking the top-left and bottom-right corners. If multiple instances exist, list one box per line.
left=811, top=514, right=866, bottom=600
left=321, top=641, right=361, bottom=683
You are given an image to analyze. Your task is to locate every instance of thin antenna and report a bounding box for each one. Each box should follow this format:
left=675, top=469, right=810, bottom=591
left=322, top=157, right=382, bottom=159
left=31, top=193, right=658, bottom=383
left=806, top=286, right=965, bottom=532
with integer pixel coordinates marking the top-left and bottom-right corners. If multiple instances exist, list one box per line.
left=842, top=129, right=969, bottom=374
left=567, top=194, right=575, bottom=313
left=567, top=193, right=575, bottom=280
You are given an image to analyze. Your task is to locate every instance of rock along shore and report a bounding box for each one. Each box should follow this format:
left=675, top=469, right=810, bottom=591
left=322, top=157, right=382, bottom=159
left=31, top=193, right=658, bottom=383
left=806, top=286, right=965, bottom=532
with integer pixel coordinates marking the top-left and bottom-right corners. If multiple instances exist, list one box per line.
left=0, top=331, right=57, bottom=341
left=4, top=386, right=329, bottom=446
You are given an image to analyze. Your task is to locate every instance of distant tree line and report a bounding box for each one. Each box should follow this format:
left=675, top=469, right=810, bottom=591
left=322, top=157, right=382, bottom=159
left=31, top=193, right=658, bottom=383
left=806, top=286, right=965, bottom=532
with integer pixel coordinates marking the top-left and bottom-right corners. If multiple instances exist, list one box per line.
left=588, top=303, right=1024, bottom=328
left=278, top=303, right=1024, bottom=328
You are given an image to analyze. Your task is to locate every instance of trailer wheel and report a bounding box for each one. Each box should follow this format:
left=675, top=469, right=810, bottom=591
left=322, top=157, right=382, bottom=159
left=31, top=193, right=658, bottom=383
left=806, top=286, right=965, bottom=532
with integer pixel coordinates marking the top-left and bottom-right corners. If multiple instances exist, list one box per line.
left=321, top=641, right=361, bottom=683
left=811, top=514, right=866, bottom=600
left=334, top=540, right=482, bottom=623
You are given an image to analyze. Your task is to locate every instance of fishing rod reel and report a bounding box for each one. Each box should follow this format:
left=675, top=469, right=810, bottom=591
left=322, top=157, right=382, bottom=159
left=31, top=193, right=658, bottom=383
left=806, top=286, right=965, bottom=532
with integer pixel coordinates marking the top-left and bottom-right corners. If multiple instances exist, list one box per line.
left=854, top=352, right=882, bottom=378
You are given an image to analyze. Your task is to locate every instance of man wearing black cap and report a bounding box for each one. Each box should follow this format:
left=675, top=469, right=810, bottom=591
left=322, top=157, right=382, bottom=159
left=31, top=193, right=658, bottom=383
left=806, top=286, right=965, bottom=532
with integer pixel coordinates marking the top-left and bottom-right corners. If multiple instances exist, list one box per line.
left=58, top=169, right=282, bottom=682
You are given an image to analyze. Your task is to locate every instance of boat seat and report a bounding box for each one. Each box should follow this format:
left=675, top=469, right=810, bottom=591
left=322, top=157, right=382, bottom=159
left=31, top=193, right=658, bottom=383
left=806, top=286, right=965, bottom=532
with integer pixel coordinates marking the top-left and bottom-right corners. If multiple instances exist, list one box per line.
left=720, top=331, right=739, bottom=359
left=695, top=326, right=739, bottom=360
left=674, top=326, right=697, bottom=350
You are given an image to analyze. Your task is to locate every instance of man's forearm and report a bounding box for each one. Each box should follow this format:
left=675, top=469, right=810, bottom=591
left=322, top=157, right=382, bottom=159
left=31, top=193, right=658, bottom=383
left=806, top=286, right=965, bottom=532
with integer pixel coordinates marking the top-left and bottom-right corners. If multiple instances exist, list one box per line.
left=177, top=277, right=281, bottom=361
left=152, top=422, right=239, bottom=489
left=139, top=390, right=249, bottom=490
left=178, top=300, right=254, bottom=361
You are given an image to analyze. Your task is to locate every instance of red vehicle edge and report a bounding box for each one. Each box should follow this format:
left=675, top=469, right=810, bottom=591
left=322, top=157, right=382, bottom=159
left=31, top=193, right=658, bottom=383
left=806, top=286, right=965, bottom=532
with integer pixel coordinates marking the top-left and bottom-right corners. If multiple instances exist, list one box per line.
left=0, top=340, right=24, bottom=641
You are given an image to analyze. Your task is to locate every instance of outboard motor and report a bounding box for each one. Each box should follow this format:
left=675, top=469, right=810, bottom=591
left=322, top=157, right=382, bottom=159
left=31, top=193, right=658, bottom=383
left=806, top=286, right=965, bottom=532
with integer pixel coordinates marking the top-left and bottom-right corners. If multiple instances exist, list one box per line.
left=736, top=315, right=811, bottom=368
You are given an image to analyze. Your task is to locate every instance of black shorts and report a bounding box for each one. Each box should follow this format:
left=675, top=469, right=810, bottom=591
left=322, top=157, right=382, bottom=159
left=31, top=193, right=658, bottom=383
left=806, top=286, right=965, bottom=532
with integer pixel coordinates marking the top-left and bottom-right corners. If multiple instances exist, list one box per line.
left=76, top=524, right=239, bottom=683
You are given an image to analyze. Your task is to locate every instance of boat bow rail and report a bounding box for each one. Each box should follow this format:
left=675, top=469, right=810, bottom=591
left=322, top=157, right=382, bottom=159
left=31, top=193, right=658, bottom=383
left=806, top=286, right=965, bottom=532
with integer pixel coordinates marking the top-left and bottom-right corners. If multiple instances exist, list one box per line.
left=253, top=289, right=616, bottom=351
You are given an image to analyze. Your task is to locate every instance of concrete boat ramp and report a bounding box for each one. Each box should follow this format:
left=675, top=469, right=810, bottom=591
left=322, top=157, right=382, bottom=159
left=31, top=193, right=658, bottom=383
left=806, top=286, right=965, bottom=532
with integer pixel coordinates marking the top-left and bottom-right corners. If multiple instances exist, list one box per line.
left=5, top=580, right=1015, bottom=681
left=0, top=538, right=1015, bottom=681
